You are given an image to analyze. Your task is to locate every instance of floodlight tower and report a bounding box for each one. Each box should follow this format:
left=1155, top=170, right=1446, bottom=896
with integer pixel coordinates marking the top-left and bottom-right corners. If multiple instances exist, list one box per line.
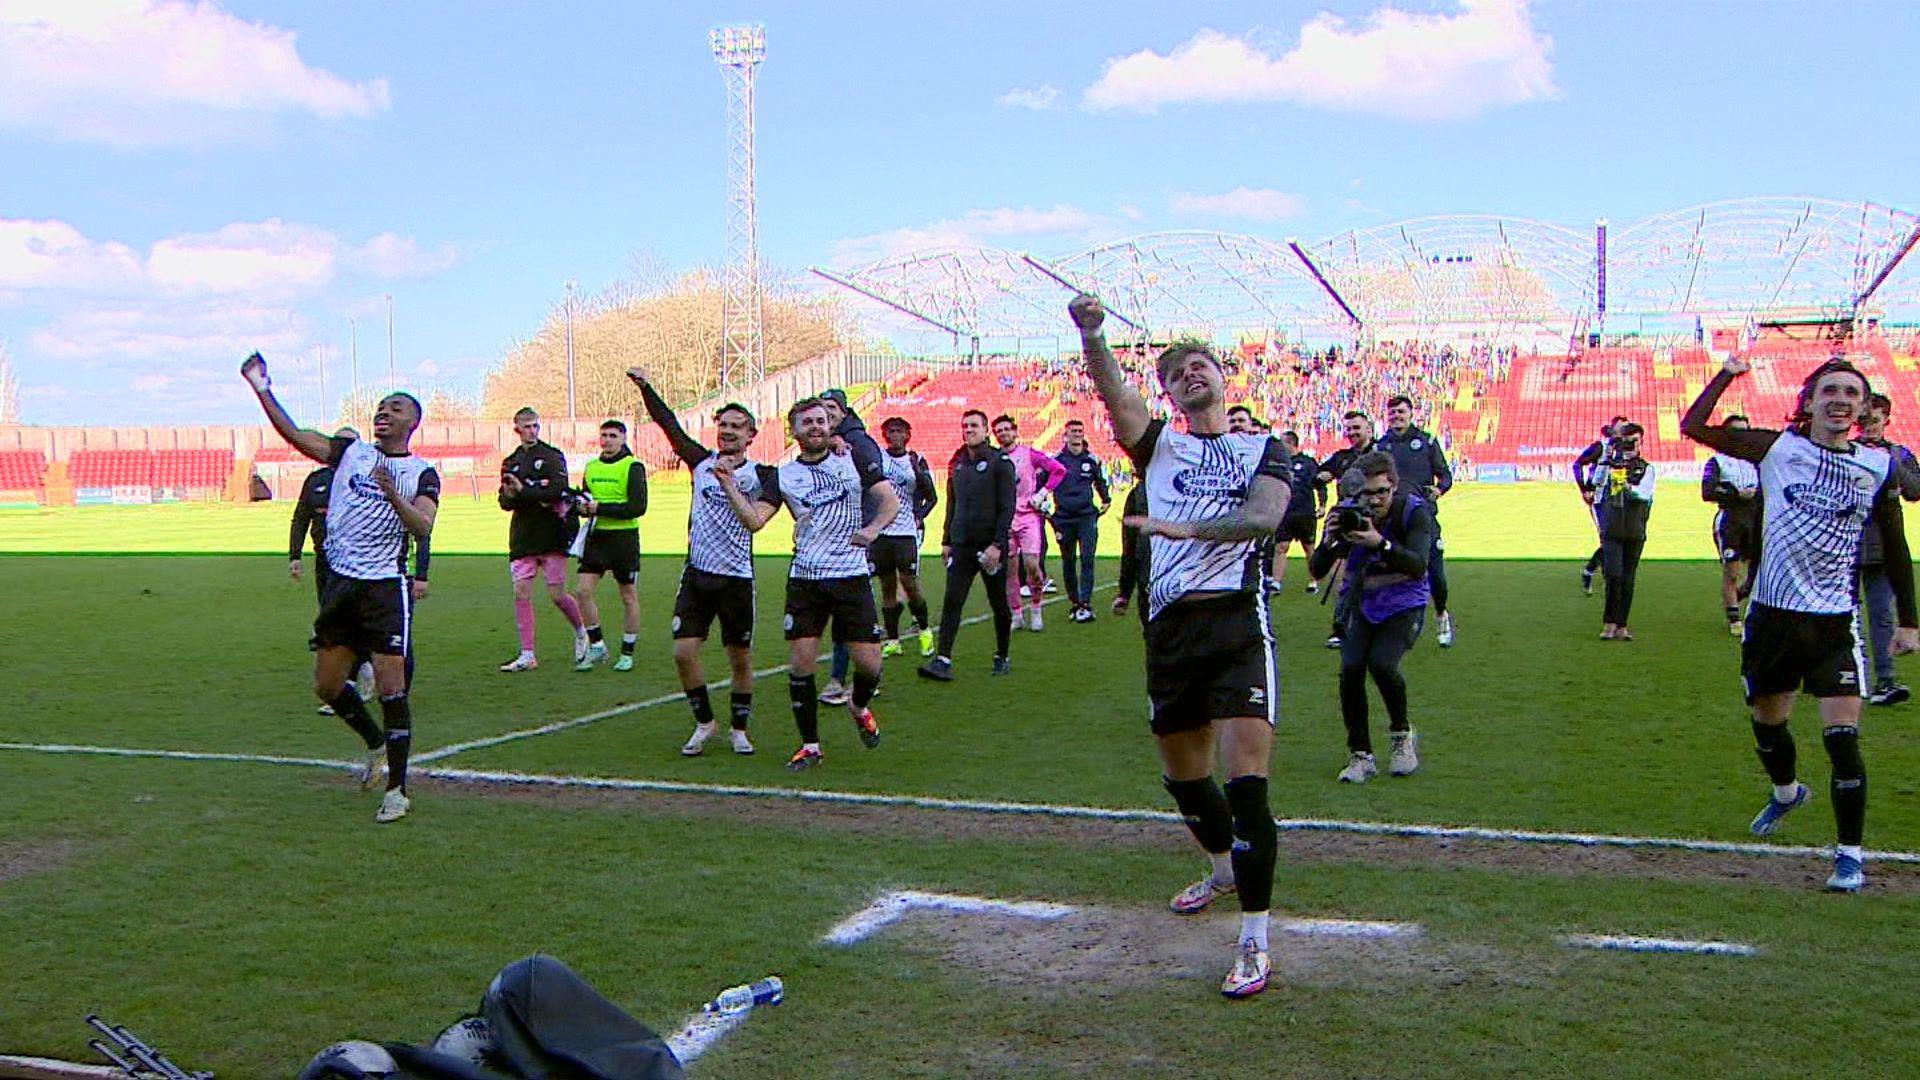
left=711, top=25, right=767, bottom=391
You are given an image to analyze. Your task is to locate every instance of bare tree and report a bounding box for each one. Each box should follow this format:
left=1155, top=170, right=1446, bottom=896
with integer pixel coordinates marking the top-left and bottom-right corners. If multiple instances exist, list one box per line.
left=482, top=266, right=858, bottom=418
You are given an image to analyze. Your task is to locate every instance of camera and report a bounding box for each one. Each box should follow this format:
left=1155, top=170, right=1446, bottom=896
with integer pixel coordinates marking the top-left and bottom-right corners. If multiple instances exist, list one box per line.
left=1329, top=500, right=1368, bottom=537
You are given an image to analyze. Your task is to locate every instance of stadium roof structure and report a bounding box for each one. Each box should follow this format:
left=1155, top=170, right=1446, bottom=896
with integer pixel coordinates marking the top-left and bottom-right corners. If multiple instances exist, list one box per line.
left=814, top=197, right=1920, bottom=349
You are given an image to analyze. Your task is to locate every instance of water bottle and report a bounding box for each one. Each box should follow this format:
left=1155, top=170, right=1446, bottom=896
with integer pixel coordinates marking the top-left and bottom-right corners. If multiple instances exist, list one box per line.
left=703, top=975, right=783, bottom=1016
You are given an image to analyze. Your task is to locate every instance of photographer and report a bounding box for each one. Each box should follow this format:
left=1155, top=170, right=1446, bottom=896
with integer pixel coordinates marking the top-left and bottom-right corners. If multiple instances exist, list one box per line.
left=1593, top=422, right=1655, bottom=641
left=1308, top=452, right=1435, bottom=783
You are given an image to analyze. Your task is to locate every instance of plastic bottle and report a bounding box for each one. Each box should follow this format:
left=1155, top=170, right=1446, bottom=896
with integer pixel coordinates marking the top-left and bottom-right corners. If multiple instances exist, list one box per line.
left=703, top=975, right=784, bottom=1016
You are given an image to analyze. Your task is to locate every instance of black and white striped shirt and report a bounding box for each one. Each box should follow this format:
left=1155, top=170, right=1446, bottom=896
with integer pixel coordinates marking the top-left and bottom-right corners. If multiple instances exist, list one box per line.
left=323, top=437, right=439, bottom=581
left=688, top=454, right=780, bottom=579
left=1129, top=420, right=1290, bottom=621
left=1754, top=430, right=1896, bottom=614
left=780, top=438, right=888, bottom=581
left=880, top=449, right=926, bottom=538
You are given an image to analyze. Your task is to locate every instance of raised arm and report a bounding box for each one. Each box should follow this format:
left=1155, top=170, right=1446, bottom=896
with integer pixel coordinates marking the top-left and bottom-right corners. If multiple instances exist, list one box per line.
left=628, top=368, right=709, bottom=467
left=1681, top=358, right=1778, bottom=462
left=242, top=353, right=332, bottom=463
left=1069, top=295, right=1152, bottom=452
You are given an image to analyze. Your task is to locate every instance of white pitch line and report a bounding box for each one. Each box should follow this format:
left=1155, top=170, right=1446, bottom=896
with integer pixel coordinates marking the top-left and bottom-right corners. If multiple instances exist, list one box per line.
left=9, top=740, right=1920, bottom=868
left=1561, top=934, right=1757, bottom=957
left=664, top=1010, right=748, bottom=1065
left=411, top=582, right=1117, bottom=765
left=823, top=889, right=1078, bottom=946
left=1282, top=917, right=1423, bottom=939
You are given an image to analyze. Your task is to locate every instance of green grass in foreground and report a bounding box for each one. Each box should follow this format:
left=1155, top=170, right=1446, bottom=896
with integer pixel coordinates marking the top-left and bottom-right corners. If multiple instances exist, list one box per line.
left=5, top=754, right=1920, bottom=1078
left=6, top=553, right=1920, bottom=1076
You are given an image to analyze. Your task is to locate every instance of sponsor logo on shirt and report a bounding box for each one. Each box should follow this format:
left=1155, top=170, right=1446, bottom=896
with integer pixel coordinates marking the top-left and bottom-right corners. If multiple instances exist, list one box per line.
left=1783, top=481, right=1861, bottom=516
left=1171, top=467, right=1245, bottom=499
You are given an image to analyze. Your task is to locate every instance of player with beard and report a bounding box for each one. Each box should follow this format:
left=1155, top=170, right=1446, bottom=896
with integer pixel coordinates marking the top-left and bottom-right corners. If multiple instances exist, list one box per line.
left=631, top=368, right=772, bottom=757
left=1072, top=295, right=1291, bottom=999
left=1683, top=354, right=1919, bottom=891
left=1376, top=396, right=1455, bottom=647
left=245, top=353, right=438, bottom=824
left=1702, top=415, right=1761, bottom=635
left=993, top=415, right=1067, bottom=631
left=720, top=397, right=898, bottom=771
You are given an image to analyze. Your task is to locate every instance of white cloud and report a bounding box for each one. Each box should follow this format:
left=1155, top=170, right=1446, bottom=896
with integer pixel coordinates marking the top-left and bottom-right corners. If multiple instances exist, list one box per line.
left=830, top=204, right=1107, bottom=266
left=0, top=216, right=460, bottom=300
left=0, top=219, right=145, bottom=293
left=1170, top=187, right=1306, bottom=223
left=1083, top=0, right=1556, bottom=121
left=28, top=299, right=307, bottom=363
left=996, top=84, right=1059, bottom=111
left=0, top=0, right=390, bottom=147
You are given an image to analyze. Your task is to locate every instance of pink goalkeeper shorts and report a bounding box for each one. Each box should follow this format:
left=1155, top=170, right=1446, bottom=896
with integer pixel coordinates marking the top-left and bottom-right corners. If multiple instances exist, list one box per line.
left=1008, top=514, right=1044, bottom=556
left=509, top=553, right=569, bottom=585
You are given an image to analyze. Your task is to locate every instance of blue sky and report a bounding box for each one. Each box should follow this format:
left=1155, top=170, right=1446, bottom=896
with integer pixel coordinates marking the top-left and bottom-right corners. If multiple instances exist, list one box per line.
left=4, top=0, right=1919, bottom=424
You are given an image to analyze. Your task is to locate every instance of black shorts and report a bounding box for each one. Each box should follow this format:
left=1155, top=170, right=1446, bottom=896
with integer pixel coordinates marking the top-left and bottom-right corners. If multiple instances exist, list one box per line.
left=672, top=567, right=755, bottom=648
left=867, top=535, right=920, bottom=577
left=1714, top=509, right=1759, bottom=564
left=785, top=575, right=882, bottom=644
left=314, top=575, right=411, bottom=656
left=579, top=528, right=640, bottom=584
left=1278, top=513, right=1318, bottom=545
left=1741, top=602, right=1864, bottom=701
left=1143, top=592, right=1277, bottom=735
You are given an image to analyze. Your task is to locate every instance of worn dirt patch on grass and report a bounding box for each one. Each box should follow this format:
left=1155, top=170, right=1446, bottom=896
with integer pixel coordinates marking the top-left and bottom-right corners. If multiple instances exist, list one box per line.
left=417, top=776, right=1920, bottom=894
left=0, top=840, right=74, bottom=887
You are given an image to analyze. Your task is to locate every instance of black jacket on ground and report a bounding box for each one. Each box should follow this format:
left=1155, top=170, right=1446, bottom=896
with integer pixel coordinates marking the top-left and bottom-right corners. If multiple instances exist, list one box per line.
left=499, top=441, right=572, bottom=558
left=943, top=442, right=1016, bottom=549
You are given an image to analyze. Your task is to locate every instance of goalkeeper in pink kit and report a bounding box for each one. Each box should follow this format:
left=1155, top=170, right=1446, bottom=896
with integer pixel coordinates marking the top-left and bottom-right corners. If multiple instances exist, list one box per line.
left=992, top=415, right=1066, bottom=630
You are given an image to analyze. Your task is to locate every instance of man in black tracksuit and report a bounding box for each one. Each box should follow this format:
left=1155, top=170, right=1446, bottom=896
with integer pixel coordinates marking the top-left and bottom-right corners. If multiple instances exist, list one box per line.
left=1273, top=430, right=1323, bottom=592
left=1112, top=481, right=1150, bottom=625
left=919, top=409, right=1017, bottom=681
left=1375, top=395, right=1456, bottom=647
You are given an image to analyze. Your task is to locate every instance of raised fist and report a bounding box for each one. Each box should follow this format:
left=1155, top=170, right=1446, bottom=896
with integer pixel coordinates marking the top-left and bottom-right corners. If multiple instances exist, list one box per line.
left=1068, top=293, right=1105, bottom=333
left=626, top=366, right=651, bottom=387
left=1722, top=355, right=1752, bottom=377
left=241, top=352, right=271, bottom=392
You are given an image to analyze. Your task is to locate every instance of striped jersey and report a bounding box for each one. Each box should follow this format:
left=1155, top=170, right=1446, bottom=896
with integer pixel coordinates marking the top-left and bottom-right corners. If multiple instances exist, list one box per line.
left=687, top=453, right=779, bottom=579
left=779, top=440, right=887, bottom=580
left=880, top=449, right=926, bottom=538
left=1753, top=429, right=1896, bottom=614
left=322, top=437, right=439, bottom=581
left=1130, top=420, right=1291, bottom=621
left=1707, top=452, right=1759, bottom=495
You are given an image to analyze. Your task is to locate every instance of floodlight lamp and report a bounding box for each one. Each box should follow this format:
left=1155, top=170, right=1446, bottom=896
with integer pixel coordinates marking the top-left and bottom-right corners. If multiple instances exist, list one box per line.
left=710, top=25, right=766, bottom=65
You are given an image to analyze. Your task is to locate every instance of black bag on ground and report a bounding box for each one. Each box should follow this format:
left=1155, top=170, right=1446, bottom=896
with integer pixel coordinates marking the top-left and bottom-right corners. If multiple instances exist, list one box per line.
left=479, top=956, right=684, bottom=1080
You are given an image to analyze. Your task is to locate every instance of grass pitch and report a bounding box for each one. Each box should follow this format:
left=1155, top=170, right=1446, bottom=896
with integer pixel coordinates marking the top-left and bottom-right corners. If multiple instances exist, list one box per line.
left=4, top=542, right=1920, bottom=1077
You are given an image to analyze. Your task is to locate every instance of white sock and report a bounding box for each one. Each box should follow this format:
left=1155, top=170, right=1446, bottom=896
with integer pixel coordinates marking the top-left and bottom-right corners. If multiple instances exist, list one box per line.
left=1210, top=852, right=1235, bottom=886
left=518, top=650, right=535, bottom=663
left=1838, top=844, right=1864, bottom=862
left=623, top=633, right=638, bottom=646
left=1241, top=911, right=1270, bottom=951
left=1774, top=783, right=1800, bottom=803
left=804, top=741, right=821, bottom=753
left=357, top=661, right=374, bottom=684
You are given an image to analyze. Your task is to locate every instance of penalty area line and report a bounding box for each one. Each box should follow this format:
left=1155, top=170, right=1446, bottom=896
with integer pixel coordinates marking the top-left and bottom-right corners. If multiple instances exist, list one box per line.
left=411, top=581, right=1118, bottom=766
left=7, top=740, right=1918, bottom=868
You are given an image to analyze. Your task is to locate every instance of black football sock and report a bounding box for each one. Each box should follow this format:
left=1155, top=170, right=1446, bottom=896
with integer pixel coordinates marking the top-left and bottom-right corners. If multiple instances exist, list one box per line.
left=907, top=596, right=930, bottom=631
left=1163, top=776, right=1234, bottom=855
left=729, top=692, right=752, bottom=731
left=1726, top=606, right=1740, bottom=625
left=1225, top=776, right=1277, bottom=913
left=379, top=693, right=412, bottom=792
left=329, top=686, right=384, bottom=751
left=687, top=685, right=715, bottom=727
left=1824, top=725, right=1866, bottom=846
left=586, top=624, right=604, bottom=644
left=883, top=604, right=904, bottom=640
left=852, top=669, right=880, bottom=711
left=789, top=674, right=820, bottom=744
left=1752, top=720, right=1797, bottom=787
